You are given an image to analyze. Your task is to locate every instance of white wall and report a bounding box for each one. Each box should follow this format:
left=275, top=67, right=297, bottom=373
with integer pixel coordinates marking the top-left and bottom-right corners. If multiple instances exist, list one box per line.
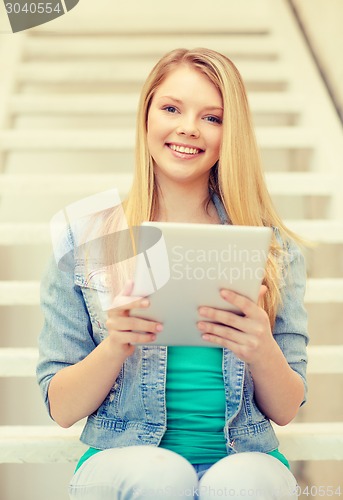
left=292, top=0, right=343, bottom=120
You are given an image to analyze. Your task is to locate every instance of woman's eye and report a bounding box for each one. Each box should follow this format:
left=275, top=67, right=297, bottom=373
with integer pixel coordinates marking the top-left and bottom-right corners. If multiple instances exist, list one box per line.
left=204, top=115, right=222, bottom=124
left=163, top=106, right=178, bottom=114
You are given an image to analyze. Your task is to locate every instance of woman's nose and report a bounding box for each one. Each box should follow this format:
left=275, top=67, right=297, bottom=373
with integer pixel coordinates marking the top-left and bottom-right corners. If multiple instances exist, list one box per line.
left=176, top=118, right=200, bottom=138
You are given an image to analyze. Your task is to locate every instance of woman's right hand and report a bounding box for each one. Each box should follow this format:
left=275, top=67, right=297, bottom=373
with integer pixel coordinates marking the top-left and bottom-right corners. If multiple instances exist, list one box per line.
left=105, top=280, right=163, bottom=358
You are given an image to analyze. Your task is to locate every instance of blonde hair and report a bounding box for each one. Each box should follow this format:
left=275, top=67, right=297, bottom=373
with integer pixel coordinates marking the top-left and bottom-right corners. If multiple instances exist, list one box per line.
left=105, top=48, right=300, bottom=326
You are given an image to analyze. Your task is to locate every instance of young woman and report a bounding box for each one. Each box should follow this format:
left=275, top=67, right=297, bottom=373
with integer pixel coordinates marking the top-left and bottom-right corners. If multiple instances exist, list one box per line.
left=37, top=48, right=308, bottom=499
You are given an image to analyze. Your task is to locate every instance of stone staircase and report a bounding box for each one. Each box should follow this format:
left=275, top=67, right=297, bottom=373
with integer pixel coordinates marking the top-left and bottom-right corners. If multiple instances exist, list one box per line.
left=0, top=0, right=342, bottom=498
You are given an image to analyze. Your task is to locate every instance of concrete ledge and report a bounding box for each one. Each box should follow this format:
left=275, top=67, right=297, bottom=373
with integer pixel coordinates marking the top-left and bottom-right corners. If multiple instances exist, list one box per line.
left=0, top=278, right=340, bottom=305
left=0, top=172, right=332, bottom=197
left=0, top=127, right=317, bottom=151
left=1, top=345, right=343, bottom=377
left=1, top=423, right=342, bottom=463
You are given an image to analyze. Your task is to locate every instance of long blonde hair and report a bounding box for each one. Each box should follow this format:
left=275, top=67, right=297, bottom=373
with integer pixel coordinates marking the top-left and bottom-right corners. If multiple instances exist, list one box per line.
left=105, top=48, right=300, bottom=327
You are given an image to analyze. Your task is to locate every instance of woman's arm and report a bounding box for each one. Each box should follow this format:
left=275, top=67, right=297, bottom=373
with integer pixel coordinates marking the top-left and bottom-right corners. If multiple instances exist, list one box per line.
left=47, top=335, right=128, bottom=428
left=48, top=291, right=162, bottom=428
left=37, top=250, right=162, bottom=428
left=246, top=338, right=305, bottom=425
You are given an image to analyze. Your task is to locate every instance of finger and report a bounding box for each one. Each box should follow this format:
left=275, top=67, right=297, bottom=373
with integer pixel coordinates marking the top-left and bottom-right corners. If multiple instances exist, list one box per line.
left=108, top=296, right=150, bottom=315
left=113, top=316, right=163, bottom=334
left=197, top=321, right=242, bottom=343
left=198, top=306, right=247, bottom=332
left=201, top=331, right=241, bottom=351
left=114, top=331, right=157, bottom=345
left=109, top=280, right=144, bottom=309
left=201, top=332, right=251, bottom=362
left=220, top=289, right=258, bottom=319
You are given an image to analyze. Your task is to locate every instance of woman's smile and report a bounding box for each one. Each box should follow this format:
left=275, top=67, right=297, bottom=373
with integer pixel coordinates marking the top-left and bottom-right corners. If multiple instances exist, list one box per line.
left=166, top=142, right=204, bottom=159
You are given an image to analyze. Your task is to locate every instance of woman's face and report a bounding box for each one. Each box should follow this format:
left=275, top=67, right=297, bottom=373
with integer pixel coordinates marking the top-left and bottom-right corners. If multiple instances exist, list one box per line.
left=147, top=65, right=223, bottom=188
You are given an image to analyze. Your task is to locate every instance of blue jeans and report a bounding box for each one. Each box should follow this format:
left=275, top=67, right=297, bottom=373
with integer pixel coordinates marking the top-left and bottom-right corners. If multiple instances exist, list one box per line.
left=69, top=446, right=298, bottom=499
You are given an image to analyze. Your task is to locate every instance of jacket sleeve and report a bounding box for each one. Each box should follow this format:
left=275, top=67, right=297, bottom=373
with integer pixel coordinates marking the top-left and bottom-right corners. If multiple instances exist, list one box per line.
left=272, top=236, right=309, bottom=406
left=36, top=235, right=96, bottom=418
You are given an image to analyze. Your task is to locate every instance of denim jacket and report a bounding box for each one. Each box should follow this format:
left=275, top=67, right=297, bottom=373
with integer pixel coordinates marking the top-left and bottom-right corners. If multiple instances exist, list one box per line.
left=37, top=194, right=309, bottom=455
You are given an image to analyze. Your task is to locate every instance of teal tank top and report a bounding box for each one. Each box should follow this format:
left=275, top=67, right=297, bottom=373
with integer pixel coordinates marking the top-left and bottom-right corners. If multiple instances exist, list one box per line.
left=159, top=346, right=227, bottom=462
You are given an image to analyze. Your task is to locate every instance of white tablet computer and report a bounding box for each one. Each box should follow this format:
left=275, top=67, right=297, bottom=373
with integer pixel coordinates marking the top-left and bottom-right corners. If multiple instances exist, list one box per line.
left=131, top=222, right=272, bottom=347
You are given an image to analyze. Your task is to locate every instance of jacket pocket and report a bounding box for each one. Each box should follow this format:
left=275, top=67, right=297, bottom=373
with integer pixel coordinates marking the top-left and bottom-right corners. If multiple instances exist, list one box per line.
left=74, top=263, right=110, bottom=338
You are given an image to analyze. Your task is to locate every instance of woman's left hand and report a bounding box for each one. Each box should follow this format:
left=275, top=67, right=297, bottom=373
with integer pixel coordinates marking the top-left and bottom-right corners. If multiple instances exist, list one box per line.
left=197, top=285, right=276, bottom=366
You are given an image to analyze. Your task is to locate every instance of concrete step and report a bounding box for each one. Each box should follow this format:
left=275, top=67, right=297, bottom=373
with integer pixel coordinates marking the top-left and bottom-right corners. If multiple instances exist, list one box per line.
left=0, top=425, right=87, bottom=464
left=1, top=219, right=342, bottom=245
left=305, top=279, right=343, bottom=303
left=1, top=345, right=341, bottom=378
left=273, top=422, right=343, bottom=461
left=10, top=93, right=302, bottom=117
left=0, top=223, right=50, bottom=244
left=25, top=34, right=280, bottom=59
left=1, top=422, right=342, bottom=462
left=0, top=127, right=317, bottom=151
left=285, top=219, right=343, bottom=243
left=0, top=281, right=40, bottom=305
left=27, top=0, right=270, bottom=36
left=0, top=348, right=38, bottom=377
left=0, top=172, right=332, bottom=198
left=18, top=61, right=290, bottom=86
left=265, top=172, right=334, bottom=195
left=0, top=279, right=341, bottom=305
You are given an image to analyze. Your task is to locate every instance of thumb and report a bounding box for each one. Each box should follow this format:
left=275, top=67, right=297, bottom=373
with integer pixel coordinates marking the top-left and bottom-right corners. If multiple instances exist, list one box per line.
left=110, top=280, right=138, bottom=310
left=120, top=279, right=134, bottom=297
left=258, top=285, right=268, bottom=307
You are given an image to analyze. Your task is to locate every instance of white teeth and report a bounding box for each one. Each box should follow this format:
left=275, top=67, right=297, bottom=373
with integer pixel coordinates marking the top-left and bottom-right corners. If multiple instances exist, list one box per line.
left=169, top=144, right=200, bottom=154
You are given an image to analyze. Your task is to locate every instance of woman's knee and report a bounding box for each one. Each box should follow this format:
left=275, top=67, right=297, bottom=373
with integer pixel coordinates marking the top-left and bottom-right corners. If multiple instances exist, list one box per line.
left=199, top=452, right=298, bottom=499
left=69, top=446, right=198, bottom=499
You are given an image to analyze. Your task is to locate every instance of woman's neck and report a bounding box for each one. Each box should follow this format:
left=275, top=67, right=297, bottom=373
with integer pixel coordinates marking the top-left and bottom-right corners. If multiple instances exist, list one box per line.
left=153, top=181, right=220, bottom=224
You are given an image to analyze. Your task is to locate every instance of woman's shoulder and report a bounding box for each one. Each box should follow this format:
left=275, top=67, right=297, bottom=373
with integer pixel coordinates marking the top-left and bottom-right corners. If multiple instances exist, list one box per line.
left=272, top=225, right=304, bottom=263
left=271, top=226, right=307, bottom=296
left=50, top=209, right=111, bottom=275
left=50, top=194, right=126, bottom=268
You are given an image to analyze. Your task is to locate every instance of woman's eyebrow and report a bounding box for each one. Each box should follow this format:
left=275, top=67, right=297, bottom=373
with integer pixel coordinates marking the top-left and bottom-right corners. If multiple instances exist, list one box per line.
left=202, top=106, right=223, bottom=112
left=157, top=95, right=223, bottom=112
left=158, top=95, right=183, bottom=104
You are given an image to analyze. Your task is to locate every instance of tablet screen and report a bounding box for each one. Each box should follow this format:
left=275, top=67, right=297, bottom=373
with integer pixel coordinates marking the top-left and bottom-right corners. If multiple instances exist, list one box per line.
left=131, top=222, right=272, bottom=347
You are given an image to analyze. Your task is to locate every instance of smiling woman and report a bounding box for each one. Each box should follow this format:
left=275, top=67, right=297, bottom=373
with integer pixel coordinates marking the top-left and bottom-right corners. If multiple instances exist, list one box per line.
left=37, top=48, right=308, bottom=500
